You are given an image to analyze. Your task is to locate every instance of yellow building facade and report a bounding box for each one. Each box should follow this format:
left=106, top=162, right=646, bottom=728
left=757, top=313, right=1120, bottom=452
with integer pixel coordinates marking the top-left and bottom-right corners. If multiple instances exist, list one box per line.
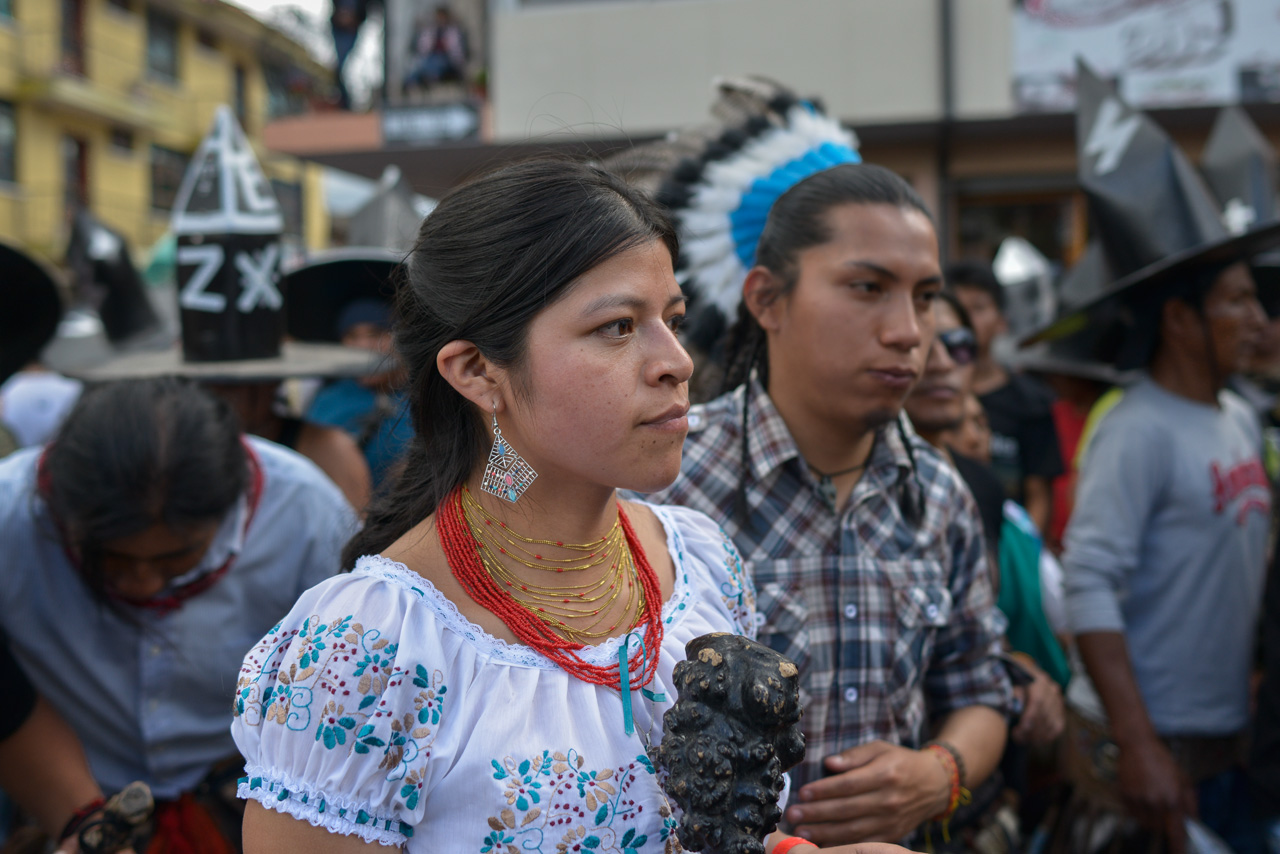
left=0, top=0, right=331, bottom=263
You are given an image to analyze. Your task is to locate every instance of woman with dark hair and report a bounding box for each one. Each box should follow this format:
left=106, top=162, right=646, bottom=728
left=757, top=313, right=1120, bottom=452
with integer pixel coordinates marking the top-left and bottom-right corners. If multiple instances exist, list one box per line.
left=229, top=160, right=909, bottom=854
left=0, top=376, right=355, bottom=851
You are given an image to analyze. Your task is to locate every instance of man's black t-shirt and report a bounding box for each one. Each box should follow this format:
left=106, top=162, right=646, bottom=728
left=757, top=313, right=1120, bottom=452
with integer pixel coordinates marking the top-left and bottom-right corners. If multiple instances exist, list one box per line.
left=950, top=451, right=1006, bottom=554
left=979, top=372, right=1063, bottom=504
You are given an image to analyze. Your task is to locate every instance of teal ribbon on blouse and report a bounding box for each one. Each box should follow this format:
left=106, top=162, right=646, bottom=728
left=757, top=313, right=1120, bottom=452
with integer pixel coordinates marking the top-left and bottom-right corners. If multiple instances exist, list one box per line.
left=618, top=632, right=667, bottom=737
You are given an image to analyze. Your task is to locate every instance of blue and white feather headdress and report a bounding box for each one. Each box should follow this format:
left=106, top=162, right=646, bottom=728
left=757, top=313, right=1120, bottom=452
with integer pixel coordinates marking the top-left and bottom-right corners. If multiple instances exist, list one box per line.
left=653, top=77, right=861, bottom=346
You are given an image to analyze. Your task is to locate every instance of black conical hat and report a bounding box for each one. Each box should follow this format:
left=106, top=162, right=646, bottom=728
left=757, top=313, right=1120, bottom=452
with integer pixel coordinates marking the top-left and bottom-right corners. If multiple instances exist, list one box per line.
left=65, top=209, right=159, bottom=343
left=1202, top=106, right=1277, bottom=232
left=1200, top=106, right=1280, bottom=317
left=1059, top=240, right=1111, bottom=311
left=172, top=106, right=283, bottom=236
left=1025, top=61, right=1280, bottom=346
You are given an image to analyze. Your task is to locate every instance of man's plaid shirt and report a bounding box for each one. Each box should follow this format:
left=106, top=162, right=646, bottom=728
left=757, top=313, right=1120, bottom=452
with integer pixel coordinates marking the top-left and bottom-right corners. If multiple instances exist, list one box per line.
left=646, top=381, right=1013, bottom=790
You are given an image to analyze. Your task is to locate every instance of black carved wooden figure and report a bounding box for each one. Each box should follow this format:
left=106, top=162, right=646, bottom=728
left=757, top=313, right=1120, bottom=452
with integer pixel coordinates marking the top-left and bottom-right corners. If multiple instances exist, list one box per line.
left=653, top=632, right=805, bottom=854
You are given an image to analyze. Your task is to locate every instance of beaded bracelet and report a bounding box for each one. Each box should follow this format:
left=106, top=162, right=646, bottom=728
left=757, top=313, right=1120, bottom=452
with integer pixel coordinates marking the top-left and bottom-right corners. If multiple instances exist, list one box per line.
left=924, top=744, right=961, bottom=818
left=772, top=836, right=814, bottom=854
left=923, top=743, right=972, bottom=845
left=58, top=796, right=106, bottom=843
left=925, top=738, right=968, bottom=789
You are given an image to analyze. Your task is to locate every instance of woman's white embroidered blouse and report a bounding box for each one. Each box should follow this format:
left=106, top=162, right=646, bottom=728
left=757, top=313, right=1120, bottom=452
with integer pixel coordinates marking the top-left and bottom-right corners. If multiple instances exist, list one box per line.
left=230, top=504, right=759, bottom=852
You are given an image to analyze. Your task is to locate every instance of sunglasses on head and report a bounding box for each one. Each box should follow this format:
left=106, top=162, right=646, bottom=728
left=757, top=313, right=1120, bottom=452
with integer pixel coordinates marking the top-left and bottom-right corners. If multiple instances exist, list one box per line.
left=938, top=327, right=977, bottom=365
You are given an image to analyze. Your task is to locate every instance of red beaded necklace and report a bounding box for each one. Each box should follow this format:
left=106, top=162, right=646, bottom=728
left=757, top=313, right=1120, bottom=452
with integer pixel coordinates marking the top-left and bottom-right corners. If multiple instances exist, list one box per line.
left=437, top=486, right=663, bottom=691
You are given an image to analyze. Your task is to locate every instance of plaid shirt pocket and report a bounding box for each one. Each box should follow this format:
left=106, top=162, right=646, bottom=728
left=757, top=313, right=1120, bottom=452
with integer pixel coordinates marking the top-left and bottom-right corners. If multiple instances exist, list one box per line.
left=894, top=579, right=953, bottom=661
left=755, top=580, right=811, bottom=701
left=880, top=559, right=953, bottom=735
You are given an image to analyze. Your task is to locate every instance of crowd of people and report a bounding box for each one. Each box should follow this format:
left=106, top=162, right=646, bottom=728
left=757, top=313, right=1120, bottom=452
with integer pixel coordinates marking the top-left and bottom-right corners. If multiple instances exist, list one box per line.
left=2, top=69, right=1280, bottom=854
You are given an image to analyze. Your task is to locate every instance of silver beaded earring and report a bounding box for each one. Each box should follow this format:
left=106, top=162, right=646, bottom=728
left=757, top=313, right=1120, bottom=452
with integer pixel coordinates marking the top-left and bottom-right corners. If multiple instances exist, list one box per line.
left=480, top=406, right=537, bottom=503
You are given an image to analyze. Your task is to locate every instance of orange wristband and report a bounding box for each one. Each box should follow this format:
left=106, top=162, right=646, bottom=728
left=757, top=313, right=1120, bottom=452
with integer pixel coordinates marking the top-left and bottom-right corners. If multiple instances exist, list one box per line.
left=772, top=836, right=813, bottom=854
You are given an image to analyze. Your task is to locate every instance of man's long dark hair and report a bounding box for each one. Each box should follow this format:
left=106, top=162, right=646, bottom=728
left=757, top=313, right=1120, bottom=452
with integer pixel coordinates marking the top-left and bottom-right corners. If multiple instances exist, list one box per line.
left=713, top=163, right=934, bottom=528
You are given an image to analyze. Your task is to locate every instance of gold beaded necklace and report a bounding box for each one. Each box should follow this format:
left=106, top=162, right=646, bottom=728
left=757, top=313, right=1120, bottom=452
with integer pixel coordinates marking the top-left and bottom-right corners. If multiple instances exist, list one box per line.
left=459, top=487, right=646, bottom=643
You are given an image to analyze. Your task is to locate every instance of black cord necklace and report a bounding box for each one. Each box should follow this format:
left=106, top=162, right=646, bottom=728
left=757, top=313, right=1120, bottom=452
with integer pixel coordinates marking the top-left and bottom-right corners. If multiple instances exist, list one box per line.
left=806, top=459, right=869, bottom=511
left=806, top=460, right=869, bottom=479
left=806, top=439, right=875, bottom=511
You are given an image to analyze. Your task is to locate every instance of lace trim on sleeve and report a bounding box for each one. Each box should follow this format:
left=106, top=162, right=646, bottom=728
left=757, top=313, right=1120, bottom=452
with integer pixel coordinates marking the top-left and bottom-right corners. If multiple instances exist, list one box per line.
left=237, top=765, right=413, bottom=847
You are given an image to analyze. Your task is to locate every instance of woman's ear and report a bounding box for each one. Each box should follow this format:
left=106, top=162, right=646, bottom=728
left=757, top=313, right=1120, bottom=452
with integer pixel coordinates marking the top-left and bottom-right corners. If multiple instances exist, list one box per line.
left=437, top=340, right=507, bottom=412
left=742, top=267, right=786, bottom=334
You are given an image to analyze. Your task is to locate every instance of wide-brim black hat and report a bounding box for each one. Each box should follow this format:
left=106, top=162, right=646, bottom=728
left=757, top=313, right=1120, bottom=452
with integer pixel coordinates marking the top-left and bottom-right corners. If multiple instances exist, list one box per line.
left=1014, top=343, right=1131, bottom=385
left=282, top=247, right=402, bottom=343
left=0, top=242, right=64, bottom=385
left=1027, top=226, right=1280, bottom=345
left=65, top=341, right=389, bottom=383
left=1012, top=241, right=1135, bottom=384
left=1024, top=62, right=1280, bottom=347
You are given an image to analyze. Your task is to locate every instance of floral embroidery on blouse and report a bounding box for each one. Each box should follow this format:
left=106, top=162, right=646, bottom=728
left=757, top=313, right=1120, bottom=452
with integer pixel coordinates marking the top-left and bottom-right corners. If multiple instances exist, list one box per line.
left=233, top=614, right=447, bottom=800
left=717, top=531, right=758, bottom=637
left=479, top=750, right=680, bottom=854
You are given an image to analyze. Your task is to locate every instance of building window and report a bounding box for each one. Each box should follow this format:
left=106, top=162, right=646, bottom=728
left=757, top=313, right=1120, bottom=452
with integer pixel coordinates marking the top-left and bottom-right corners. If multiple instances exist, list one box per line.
left=146, top=7, right=180, bottom=82
left=234, top=64, right=249, bottom=128
left=196, top=27, right=217, bottom=51
left=956, top=191, right=1082, bottom=267
left=0, top=0, right=13, bottom=20
left=62, top=0, right=86, bottom=75
left=150, top=144, right=189, bottom=211
left=0, top=102, right=15, bottom=183
left=110, top=128, right=134, bottom=153
left=270, top=179, right=302, bottom=237
left=264, top=64, right=292, bottom=119
left=63, top=136, right=88, bottom=218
